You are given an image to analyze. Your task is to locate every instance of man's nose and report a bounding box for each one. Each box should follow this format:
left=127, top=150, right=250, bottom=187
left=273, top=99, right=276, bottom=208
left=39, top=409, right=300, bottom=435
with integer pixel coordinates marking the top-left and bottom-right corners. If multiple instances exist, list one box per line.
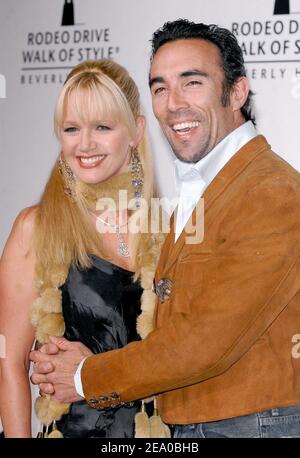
left=167, top=88, right=189, bottom=112
left=79, top=130, right=96, bottom=152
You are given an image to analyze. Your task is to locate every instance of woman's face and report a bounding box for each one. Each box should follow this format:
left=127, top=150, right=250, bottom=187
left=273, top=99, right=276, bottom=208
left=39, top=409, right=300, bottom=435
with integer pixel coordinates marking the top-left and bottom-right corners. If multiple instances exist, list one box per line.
left=60, top=91, right=138, bottom=184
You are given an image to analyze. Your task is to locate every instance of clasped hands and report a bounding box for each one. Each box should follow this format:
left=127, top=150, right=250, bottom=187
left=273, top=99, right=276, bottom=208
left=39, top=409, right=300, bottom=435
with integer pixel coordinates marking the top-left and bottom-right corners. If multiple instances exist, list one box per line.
left=29, top=336, right=92, bottom=403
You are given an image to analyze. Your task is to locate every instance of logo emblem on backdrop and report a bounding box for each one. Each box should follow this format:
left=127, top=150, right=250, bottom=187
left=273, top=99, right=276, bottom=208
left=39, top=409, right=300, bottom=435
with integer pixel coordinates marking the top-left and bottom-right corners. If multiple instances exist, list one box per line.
left=274, top=0, right=290, bottom=14
left=274, top=0, right=300, bottom=14
left=62, top=0, right=75, bottom=26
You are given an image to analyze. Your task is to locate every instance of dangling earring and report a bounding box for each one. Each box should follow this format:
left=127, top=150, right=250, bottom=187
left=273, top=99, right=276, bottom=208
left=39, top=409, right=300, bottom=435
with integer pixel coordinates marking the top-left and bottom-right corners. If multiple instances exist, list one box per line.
left=58, top=153, right=77, bottom=201
left=131, top=149, right=144, bottom=208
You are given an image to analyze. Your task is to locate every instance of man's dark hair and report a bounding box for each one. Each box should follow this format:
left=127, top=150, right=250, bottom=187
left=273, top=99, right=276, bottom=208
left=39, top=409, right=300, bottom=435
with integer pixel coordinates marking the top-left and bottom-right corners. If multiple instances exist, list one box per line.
left=151, top=19, right=255, bottom=124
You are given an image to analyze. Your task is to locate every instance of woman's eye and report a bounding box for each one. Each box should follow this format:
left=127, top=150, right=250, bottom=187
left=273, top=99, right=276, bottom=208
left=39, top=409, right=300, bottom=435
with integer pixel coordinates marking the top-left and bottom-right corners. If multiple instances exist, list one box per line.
left=63, top=127, right=78, bottom=133
left=96, top=125, right=111, bottom=131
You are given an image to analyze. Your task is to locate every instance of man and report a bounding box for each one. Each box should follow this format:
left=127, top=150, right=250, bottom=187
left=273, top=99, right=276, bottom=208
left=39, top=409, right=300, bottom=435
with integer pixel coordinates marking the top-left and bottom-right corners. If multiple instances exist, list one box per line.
left=30, top=19, right=300, bottom=438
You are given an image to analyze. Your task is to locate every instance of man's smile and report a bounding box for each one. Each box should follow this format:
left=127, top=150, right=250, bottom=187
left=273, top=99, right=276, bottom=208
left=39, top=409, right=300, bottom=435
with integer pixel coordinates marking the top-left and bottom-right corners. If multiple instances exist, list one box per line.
left=172, top=121, right=200, bottom=133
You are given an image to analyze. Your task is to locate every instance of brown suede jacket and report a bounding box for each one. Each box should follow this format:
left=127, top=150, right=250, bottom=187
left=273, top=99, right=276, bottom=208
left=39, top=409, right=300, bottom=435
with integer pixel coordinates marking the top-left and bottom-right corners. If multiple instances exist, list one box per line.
left=82, top=135, right=300, bottom=424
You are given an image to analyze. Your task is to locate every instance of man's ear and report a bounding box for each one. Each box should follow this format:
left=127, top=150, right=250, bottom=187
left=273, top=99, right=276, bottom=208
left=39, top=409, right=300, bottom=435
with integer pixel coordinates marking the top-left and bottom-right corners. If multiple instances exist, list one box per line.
left=130, top=115, right=146, bottom=148
left=230, top=76, right=249, bottom=112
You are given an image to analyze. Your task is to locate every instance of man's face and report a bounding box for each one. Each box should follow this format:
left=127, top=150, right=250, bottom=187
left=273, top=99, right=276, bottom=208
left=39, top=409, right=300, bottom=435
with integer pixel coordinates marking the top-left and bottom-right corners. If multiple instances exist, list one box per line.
left=150, top=38, right=238, bottom=163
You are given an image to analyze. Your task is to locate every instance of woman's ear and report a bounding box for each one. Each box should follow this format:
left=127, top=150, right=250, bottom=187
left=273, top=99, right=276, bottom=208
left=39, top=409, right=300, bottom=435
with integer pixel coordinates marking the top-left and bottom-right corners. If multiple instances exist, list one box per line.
left=130, top=115, right=146, bottom=148
left=231, top=77, right=249, bottom=112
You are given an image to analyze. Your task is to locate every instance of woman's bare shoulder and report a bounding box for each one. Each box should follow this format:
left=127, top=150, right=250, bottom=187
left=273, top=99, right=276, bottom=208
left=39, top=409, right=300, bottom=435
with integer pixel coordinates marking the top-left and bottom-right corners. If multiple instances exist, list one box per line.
left=4, top=205, right=39, bottom=257
left=15, top=205, right=39, bottom=228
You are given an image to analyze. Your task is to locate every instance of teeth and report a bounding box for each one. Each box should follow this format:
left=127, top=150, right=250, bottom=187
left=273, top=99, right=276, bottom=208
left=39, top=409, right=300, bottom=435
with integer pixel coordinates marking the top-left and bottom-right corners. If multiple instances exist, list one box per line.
left=173, top=121, right=200, bottom=131
left=80, top=155, right=105, bottom=164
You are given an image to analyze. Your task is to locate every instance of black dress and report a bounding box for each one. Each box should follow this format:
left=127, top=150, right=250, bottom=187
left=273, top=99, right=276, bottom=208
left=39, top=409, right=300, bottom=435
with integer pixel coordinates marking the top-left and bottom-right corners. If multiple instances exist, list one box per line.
left=56, top=254, right=142, bottom=438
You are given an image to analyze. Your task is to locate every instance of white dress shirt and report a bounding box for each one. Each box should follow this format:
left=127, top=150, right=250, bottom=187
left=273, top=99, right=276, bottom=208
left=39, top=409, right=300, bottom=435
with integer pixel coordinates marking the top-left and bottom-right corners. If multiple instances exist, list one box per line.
left=74, top=121, right=258, bottom=398
left=74, top=357, right=87, bottom=398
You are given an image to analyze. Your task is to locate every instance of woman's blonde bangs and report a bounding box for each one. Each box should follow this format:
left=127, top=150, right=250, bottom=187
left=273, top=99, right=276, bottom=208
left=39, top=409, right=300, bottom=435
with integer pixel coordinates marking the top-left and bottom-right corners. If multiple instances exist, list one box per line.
left=54, top=71, right=137, bottom=138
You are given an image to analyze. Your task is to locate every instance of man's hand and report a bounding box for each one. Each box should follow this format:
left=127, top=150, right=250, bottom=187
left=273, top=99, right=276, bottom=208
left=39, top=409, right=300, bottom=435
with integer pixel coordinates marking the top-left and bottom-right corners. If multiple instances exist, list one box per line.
left=30, top=336, right=93, bottom=403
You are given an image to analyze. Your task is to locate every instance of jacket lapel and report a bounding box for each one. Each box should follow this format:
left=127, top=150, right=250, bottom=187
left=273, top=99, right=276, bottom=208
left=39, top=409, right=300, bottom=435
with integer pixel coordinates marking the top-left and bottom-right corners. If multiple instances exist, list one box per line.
left=161, top=135, right=270, bottom=274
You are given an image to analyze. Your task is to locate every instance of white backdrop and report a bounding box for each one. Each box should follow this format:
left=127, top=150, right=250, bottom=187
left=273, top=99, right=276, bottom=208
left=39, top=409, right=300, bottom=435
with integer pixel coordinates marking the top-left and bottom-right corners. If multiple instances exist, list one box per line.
left=0, top=0, right=300, bottom=435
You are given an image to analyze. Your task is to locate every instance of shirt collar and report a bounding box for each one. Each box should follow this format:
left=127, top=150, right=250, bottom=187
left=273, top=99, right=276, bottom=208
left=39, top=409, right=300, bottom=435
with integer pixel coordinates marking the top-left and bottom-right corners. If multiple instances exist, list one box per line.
left=175, top=121, right=257, bottom=188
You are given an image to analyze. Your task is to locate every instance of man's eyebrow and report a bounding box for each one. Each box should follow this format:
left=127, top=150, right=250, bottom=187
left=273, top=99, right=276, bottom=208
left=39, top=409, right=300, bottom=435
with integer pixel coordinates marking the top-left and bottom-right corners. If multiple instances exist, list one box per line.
left=149, top=76, right=164, bottom=88
left=180, top=69, right=209, bottom=78
left=149, top=70, right=209, bottom=88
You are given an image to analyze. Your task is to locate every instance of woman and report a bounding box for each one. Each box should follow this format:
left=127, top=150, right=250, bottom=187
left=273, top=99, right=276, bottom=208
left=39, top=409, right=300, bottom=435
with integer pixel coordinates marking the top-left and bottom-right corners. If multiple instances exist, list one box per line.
left=0, top=60, right=164, bottom=438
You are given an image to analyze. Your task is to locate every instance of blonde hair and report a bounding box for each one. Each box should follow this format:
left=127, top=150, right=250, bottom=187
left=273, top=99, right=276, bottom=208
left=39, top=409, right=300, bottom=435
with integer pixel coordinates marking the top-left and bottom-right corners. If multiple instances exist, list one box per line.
left=34, top=59, right=152, bottom=271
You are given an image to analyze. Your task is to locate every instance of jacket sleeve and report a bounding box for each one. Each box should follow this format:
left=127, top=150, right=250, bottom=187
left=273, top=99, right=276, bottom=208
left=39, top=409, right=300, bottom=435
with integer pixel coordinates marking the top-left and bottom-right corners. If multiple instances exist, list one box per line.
left=82, top=176, right=300, bottom=408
